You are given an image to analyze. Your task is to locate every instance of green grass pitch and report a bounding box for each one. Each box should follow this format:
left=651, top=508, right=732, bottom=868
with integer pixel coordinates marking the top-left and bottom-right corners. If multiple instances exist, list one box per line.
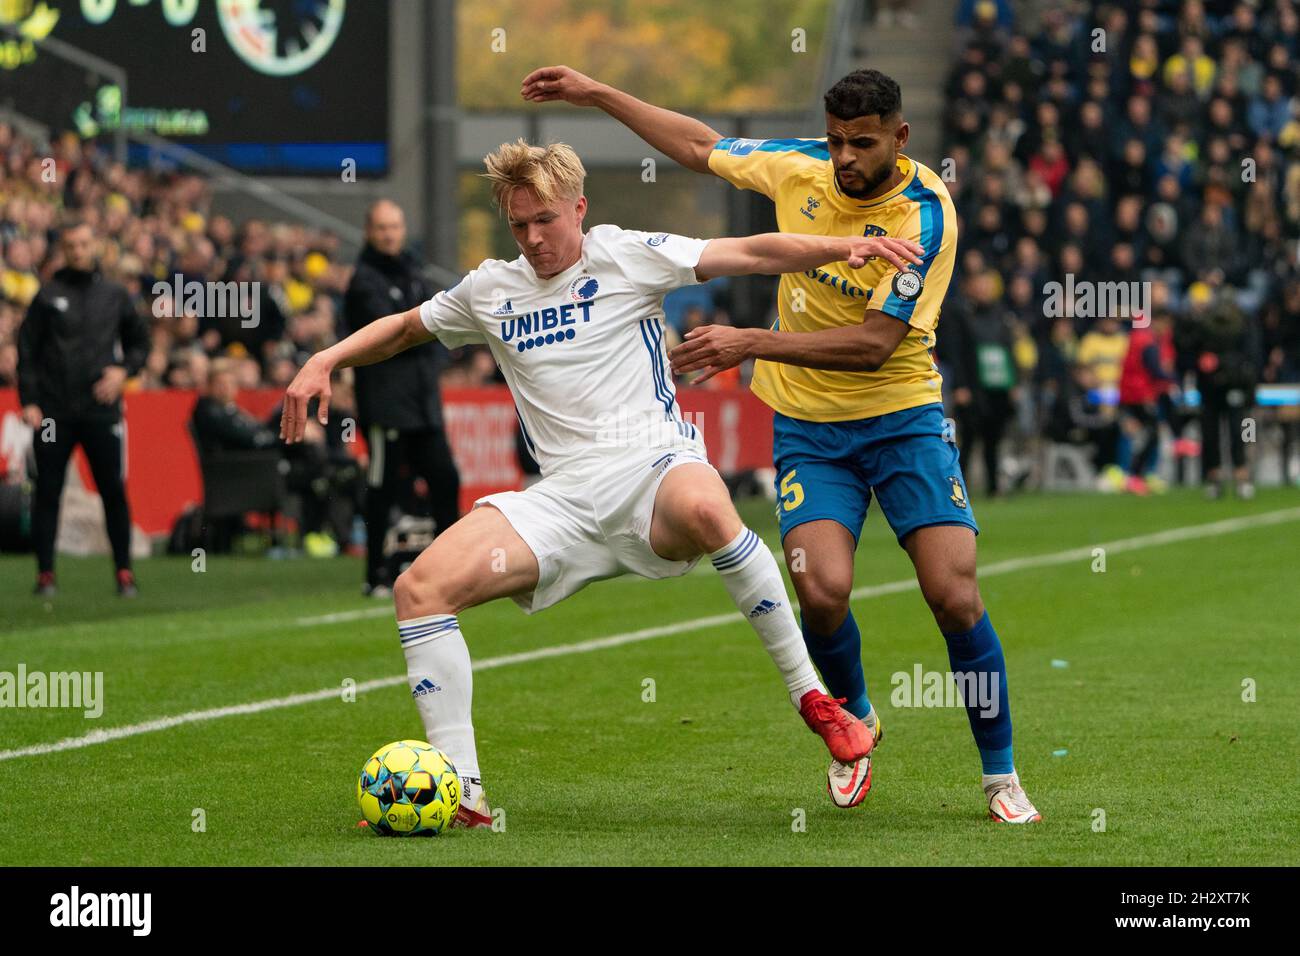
left=1, top=489, right=1297, bottom=866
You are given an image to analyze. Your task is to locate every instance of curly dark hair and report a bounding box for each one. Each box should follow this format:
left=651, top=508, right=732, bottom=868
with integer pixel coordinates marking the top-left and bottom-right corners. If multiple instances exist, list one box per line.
left=823, top=69, right=902, bottom=122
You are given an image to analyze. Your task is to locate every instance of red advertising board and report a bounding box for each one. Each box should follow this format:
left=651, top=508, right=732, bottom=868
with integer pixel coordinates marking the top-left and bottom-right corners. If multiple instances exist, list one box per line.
left=0, top=386, right=774, bottom=540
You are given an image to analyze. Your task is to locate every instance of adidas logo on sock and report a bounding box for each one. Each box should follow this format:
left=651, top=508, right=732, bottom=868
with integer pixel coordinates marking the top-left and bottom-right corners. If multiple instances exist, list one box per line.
left=460, top=775, right=482, bottom=802
left=748, top=599, right=781, bottom=618
left=411, top=678, right=442, bottom=698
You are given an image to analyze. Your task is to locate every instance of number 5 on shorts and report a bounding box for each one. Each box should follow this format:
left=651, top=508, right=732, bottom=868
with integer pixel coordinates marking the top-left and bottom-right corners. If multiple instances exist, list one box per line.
left=779, top=469, right=805, bottom=512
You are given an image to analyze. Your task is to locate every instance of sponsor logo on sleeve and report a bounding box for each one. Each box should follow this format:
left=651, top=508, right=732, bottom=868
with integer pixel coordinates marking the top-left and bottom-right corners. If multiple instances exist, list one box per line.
left=892, top=269, right=923, bottom=301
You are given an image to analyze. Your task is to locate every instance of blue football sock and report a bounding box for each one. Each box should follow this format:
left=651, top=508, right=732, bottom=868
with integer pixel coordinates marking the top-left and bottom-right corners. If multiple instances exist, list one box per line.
left=800, top=609, right=871, bottom=719
left=941, top=610, right=1013, bottom=774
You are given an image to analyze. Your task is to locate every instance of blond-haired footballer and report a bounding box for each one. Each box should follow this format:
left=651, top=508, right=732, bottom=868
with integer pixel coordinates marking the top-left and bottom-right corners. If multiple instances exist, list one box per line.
left=281, top=139, right=924, bottom=827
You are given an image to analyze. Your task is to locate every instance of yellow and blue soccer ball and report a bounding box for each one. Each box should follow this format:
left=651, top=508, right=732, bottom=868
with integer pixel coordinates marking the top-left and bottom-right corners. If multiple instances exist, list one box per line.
left=356, top=740, right=460, bottom=836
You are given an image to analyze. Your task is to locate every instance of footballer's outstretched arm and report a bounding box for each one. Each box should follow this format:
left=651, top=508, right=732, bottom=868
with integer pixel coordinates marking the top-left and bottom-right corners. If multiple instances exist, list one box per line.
left=677, top=234, right=922, bottom=380
left=695, top=233, right=922, bottom=282
left=521, top=65, right=723, bottom=174
left=280, top=306, right=432, bottom=442
left=670, top=310, right=912, bottom=382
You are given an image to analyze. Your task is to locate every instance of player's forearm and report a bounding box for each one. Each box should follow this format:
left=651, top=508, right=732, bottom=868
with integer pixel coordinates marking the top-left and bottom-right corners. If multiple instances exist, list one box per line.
left=744, top=325, right=884, bottom=372
left=317, top=311, right=417, bottom=371
left=590, top=85, right=722, bottom=174
left=744, top=233, right=853, bottom=275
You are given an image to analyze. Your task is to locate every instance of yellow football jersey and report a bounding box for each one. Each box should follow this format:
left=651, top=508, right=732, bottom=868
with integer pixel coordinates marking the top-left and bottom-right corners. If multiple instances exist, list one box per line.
left=1076, top=329, right=1129, bottom=387
left=708, top=138, right=957, bottom=422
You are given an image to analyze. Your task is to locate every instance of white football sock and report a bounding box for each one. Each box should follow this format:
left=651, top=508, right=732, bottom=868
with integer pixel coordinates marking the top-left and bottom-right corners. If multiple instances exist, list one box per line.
left=982, top=771, right=1017, bottom=790
left=398, top=614, right=483, bottom=801
left=709, top=527, right=825, bottom=708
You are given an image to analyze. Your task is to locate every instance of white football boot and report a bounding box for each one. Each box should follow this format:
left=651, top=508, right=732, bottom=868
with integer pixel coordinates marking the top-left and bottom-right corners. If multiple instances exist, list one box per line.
left=827, top=710, right=882, bottom=809
left=983, top=770, right=1042, bottom=824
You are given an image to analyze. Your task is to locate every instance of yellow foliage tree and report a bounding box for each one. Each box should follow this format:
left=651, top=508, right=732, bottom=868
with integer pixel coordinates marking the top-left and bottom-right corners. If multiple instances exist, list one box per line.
left=457, top=0, right=832, bottom=111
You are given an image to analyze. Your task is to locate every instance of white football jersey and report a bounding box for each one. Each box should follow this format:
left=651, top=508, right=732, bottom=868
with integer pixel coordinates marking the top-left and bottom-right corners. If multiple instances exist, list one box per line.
left=418, top=224, right=711, bottom=477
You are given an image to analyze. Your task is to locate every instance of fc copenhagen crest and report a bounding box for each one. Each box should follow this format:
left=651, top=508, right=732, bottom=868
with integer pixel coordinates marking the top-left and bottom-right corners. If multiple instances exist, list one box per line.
left=569, top=275, right=599, bottom=301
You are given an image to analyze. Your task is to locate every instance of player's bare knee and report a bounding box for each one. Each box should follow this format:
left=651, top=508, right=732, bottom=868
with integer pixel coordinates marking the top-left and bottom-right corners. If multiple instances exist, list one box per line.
left=687, top=495, right=741, bottom=553
left=392, top=568, right=430, bottom=618
left=797, top=574, right=852, bottom=634
left=394, top=563, right=464, bottom=618
left=927, top=579, right=983, bottom=633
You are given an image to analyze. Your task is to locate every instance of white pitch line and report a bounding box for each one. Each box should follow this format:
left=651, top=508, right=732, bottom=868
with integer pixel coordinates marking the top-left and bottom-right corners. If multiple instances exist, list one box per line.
left=0, top=615, right=740, bottom=763
left=0, top=678, right=406, bottom=762
left=298, top=606, right=394, bottom=626
left=4, top=506, right=1297, bottom=763
left=954, top=506, right=1300, bottom=582
left=292, top=541, right=783, bottom=626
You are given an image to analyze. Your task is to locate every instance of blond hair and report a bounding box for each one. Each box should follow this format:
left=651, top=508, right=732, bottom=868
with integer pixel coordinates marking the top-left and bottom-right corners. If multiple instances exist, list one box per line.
left=481, top=139, right=586, bottom=215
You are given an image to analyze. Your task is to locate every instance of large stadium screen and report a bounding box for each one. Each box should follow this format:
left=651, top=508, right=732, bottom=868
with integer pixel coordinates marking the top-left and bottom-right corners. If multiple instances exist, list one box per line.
left=0, top=0, right=389, bottom=175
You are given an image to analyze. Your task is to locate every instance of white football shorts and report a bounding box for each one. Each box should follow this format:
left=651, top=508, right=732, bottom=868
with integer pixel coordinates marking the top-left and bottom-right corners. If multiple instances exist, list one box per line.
left=474, top=443, right=717, bottom=613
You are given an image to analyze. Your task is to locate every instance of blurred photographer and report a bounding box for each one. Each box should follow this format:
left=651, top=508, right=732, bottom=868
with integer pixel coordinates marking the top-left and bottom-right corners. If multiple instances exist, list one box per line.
left=191, top=360, right=279, bottom=455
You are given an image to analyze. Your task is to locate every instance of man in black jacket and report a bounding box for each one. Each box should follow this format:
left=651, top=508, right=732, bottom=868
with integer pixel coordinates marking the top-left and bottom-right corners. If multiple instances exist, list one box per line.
left=17, top=222, right=149, bottom=597
left=1178, top=294, right=1261, bottom=499
left=191, top=360, right=279, bottom=455
left=343, top=200, right=461, bottom=596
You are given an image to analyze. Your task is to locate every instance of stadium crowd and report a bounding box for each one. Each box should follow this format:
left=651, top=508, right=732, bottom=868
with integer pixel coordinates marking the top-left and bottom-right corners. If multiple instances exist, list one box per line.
left=3, top=0, right=1298, bottom=506
left=0, top=124, right=471, bottom=399
left=938, top=0, right=1300, bottom=496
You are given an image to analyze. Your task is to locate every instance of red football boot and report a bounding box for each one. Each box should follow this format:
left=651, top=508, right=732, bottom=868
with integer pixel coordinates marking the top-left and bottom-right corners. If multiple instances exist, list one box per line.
left=798, top=689, right=874, bottom=763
